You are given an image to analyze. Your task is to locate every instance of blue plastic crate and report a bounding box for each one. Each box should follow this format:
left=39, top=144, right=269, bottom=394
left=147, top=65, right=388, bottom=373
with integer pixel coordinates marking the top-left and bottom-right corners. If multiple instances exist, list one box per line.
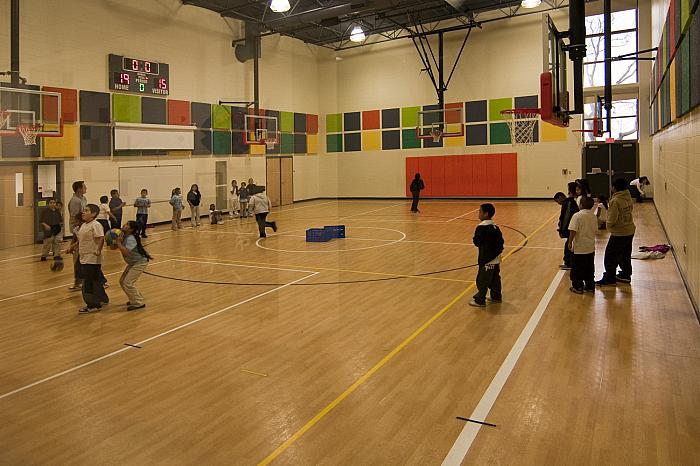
left=323, top=225, right=346, bottom=238
left=306, top=228, right=332, bottom=242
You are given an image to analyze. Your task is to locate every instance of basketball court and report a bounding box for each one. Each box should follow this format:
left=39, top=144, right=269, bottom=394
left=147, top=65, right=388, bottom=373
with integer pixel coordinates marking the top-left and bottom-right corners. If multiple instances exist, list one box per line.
left=0, top=0, right=699, bottom=464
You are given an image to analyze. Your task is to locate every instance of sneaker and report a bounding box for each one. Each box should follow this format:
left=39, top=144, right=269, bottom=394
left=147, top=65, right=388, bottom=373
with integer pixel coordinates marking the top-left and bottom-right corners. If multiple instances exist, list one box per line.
left=585, top=288, right=595, bottom=293
left=272, top=222, right=278, bottom=232
left=615, top=275, right=631, bottom=283
left=68, top=284, right=82, bottom=291
left=127, top=304, right=146, bottom=311
left=141, top=234, right=148, bottom=238
left=559, top=264, right=571, bottom=270
left=469, top=299, right=486, bottom=307
left=569, top=286, right=584, bottom=294
left=78, top=306, right=101, bottom=314
left=40, top=257, right=47, bottom=262
left=595, top=279, right=616, bottom=287
left=487, top=297, right=502, bottom=303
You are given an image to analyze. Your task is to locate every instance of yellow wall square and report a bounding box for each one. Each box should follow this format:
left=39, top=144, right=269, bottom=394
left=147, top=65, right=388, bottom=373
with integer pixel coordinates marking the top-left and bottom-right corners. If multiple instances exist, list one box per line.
left=362, top=130, right=380, bottom=151
left=307, top=134, right=318, bottom=154
left=443, top=123, right=465, bottom=147
left=541, top=121, right=567, bottom=142
left=250, top=144, right=266, bottom=155
left=43, top=123, right=78, bottom=158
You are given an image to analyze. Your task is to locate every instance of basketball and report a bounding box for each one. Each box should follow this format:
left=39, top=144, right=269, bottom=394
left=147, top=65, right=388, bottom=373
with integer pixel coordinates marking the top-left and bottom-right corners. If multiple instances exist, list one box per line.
left=105, top=228, right=123, bottom=248
left=50, top=258, right=64, bottom=272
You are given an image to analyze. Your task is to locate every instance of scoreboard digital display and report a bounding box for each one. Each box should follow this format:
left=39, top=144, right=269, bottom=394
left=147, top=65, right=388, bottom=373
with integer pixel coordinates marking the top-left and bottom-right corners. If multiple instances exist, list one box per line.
left=108, top=54, right=169, bottom=96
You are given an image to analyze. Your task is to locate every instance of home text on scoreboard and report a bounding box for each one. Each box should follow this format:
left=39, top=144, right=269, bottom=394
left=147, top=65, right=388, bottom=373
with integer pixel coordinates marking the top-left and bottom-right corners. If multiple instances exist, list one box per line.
left=108, top=54, right=170, bottom=96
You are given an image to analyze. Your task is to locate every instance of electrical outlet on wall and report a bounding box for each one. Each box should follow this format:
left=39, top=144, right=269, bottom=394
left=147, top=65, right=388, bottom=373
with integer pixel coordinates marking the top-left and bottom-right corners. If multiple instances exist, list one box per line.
left=562, top=168, right=569, bottom=175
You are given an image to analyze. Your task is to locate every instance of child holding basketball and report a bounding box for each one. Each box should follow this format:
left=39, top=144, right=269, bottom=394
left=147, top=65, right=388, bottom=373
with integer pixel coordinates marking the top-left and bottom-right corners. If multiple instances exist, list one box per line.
left=469, top=203, right=504, bottom=307
left=40, top=199, right=63, bottom=261
left=115, top=220, right=151, bottom=311
left=169, top=187, right=183, bottom=230
left=67, top=204, right=108, bottom=313
left=134, top=189, right=151, bottom=238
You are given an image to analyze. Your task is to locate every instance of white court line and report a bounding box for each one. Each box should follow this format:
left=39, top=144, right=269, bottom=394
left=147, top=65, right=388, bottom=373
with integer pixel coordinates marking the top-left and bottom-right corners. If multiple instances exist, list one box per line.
left=0, top=253, right=42, bottom=264
left=446, top=208, right=481, bottom=223
left=339, top=203, right=404, bottom=220
left=169, top=258, right=315, bottom=274
left=0, top=269, right=319, bottom=401
left=0, top=259, right=175, bottom=304
left=441, top=269, right=566, bottom=466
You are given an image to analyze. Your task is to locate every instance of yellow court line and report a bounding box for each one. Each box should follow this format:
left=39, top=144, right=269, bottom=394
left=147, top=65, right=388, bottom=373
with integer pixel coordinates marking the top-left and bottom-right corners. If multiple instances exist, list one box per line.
left=256, top=211, right=559, bottom=465
left=157, top=254, right=473, bottom=284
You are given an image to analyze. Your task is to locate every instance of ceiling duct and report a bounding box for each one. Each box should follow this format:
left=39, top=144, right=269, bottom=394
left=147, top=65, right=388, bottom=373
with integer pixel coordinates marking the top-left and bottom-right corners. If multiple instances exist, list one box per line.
left=264, top=2, right=365, bottom=27
left=235, top=21, right=261, bottom=63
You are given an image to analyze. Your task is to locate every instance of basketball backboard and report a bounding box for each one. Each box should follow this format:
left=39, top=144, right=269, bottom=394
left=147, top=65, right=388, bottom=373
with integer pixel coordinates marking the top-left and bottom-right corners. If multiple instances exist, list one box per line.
left=416, top=106, right=464, bottom=141
left=541, top=14, right=570, bottom=127
left=0, top=84, right=63, bottom=139
left=244, top=112, right=279, bottom=148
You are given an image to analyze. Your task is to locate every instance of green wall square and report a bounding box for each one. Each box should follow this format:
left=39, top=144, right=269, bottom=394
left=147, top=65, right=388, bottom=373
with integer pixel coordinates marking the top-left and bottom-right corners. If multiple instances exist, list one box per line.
left=402, top=128, right=420, bottom=149
left=212, top=105, right=232, bottom=129
left=326, top=114, right=342, bottom=133
left=112, top=94, right=141, bottom=123
left=401, top=106, right=420, bottom=127
left=213, top=130, right=231, bottom=154
left=280, top=133, right=294, bottom=154
left=326, top=133, right=343, bottom=152
left=280, top=112, right=295, bottom=133
left=489, top=123, right=511, bottom=144
left=681, top=0, right=691, bottom=32
left=489, top=98, right=513, bottom=121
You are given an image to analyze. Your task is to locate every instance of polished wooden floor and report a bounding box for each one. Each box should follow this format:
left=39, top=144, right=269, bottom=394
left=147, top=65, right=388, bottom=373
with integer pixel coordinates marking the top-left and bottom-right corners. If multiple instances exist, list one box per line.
left=0, top=200, right=697, bottom=465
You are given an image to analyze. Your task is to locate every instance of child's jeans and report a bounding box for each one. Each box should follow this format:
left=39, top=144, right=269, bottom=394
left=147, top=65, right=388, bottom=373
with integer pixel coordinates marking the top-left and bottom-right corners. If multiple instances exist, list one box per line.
left=571, top=252, right=595, bottom=290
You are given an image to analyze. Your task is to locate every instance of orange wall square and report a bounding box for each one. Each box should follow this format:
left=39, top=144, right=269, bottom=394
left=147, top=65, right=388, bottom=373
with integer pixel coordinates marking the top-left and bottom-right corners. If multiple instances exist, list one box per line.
left=362, top=110, right=380, bottom=130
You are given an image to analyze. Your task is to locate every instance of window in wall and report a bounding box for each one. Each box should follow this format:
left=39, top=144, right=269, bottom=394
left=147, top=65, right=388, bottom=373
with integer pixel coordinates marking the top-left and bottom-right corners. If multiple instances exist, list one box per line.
left=582, top=98, right=638, bottom=141
left=584, top=9, right=638, bottom=88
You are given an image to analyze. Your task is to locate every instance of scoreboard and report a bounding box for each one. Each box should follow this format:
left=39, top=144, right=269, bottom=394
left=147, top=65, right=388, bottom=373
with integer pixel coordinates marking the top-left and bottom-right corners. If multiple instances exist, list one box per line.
left=108, top=54, right=169, bottom=96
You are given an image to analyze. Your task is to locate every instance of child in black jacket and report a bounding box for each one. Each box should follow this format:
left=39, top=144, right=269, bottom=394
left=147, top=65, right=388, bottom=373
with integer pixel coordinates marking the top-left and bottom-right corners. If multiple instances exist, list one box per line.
left=554, top=182, right=579, bottom=269
left=470, top=203, right=505, bottom=307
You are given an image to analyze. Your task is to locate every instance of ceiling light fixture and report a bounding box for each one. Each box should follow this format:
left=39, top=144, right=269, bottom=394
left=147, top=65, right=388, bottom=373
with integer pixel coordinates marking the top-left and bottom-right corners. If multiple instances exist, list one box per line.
left=350, top=25, right=365, bottom=42
left=270, top=0, right=291, bottom=13
left=521, top=0, right=541, bottom=8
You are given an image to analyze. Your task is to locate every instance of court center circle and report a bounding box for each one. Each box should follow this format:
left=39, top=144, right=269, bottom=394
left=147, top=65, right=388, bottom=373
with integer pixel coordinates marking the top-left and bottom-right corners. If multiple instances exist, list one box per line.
left=255, top=226, right=406, bottom=253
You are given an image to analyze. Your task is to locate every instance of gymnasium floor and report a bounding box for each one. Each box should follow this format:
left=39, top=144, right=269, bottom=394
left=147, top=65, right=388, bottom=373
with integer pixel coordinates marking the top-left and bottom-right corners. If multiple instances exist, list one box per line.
left=0, top=199, right=698, bottom=465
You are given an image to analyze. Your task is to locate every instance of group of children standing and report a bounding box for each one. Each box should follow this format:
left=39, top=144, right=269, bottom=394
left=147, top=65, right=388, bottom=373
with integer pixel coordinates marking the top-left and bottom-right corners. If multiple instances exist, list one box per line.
left=555, top=177, right=637, bottom=293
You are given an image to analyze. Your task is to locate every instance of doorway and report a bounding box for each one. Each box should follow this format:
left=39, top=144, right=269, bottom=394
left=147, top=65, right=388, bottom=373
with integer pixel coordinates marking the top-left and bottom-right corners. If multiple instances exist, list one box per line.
left=0, top=163, right=35, bottom=250
left=266, top=156, right=293, bottom=208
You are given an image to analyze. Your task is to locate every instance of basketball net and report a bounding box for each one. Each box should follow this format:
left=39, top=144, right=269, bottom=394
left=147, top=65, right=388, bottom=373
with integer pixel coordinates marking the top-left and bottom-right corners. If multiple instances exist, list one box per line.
left=430, top=125, right=443, bottom=142
left=501, top=109, right=539, bottom=146
left=17, top=124, right=42, bottom=146
left=0, top=110, right=9, bottom=129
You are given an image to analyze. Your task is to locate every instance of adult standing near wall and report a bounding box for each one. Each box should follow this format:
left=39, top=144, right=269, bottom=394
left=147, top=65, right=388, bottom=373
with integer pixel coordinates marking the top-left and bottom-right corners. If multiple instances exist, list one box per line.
left=68, top=180, right=87, bottom=291
left=187, top=184, right=202, bottom=227
left=410, top=173, right=424, bottom=213
left=249, top=187, right=277, bottom=238
left=596, top=178, right=636, bottom=286
left=629, top=176, right=650, bottom=203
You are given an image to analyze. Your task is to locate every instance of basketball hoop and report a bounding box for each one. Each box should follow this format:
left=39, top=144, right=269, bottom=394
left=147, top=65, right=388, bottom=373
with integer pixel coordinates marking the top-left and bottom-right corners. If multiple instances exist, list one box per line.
left=17, top=123, right=42, bottom=146
left=429, top=125, right=443, bottom=142
left=0, top=109, right=9, bottom=129
left=265, top=139, right=277, bottom=151
left=500, top=108, right=539, bottom=146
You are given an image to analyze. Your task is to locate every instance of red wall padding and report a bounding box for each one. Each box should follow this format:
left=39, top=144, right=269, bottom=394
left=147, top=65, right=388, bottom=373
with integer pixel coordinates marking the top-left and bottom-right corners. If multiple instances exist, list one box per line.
left=405, top=153, right=518, bottom=197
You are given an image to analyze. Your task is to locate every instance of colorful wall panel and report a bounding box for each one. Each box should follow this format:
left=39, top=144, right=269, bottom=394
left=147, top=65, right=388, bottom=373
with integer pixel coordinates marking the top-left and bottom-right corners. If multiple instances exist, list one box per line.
left=405, top=153, right=518, bottom=197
